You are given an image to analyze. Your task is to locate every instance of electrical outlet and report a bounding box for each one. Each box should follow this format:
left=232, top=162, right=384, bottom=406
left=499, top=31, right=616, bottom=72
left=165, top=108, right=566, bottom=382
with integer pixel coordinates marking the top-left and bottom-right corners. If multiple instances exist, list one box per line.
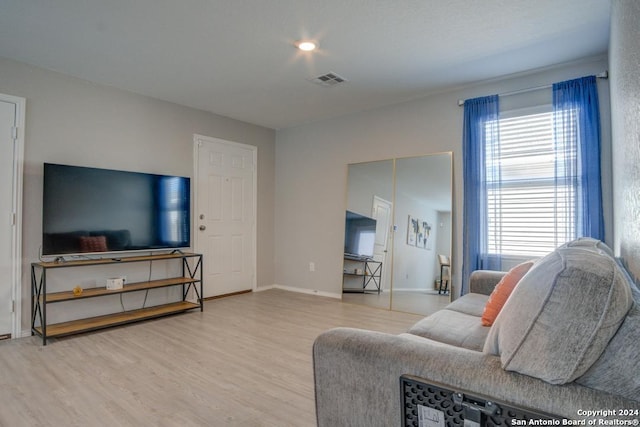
left=309, top=262, right=315, bottom=272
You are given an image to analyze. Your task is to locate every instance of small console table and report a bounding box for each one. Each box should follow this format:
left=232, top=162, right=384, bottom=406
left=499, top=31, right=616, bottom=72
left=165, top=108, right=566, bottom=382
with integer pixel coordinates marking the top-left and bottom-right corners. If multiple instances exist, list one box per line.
left=342, top=257, right=382, bottom=294
left=31, top=252, right=203, bottom=345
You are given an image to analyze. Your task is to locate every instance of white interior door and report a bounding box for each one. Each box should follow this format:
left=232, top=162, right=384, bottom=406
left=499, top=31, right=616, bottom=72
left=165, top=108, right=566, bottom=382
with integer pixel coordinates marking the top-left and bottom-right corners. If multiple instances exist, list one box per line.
left=194, top=135, right=256, bottom=298
left=372, top=196, right=392, bottom=291
left=0, top=95, right=24, bottom=340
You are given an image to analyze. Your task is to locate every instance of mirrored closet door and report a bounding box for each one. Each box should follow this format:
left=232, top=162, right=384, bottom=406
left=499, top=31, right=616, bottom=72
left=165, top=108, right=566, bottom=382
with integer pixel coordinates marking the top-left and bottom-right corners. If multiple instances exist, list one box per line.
left=342, top=153, right=453, bottom=315
left=343, top=159, right=394, bottom=310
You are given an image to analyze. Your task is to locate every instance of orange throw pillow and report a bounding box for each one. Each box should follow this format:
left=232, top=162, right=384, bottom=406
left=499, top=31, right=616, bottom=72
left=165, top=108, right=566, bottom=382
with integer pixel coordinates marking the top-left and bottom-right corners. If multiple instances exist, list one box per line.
left=481, top=261, right=534, bottom=326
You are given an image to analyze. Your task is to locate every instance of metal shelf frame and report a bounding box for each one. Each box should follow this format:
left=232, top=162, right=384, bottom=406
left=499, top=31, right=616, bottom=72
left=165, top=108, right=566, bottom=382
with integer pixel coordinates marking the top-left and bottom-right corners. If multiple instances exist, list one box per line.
left=31, top=252, right=203, bottom=345
left=342, top=258, right=383, bottom=294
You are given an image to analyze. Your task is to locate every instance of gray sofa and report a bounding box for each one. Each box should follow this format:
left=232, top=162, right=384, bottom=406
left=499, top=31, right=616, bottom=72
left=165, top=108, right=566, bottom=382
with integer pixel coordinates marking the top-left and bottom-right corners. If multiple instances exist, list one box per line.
left=313, top=238, right=640, bottom=426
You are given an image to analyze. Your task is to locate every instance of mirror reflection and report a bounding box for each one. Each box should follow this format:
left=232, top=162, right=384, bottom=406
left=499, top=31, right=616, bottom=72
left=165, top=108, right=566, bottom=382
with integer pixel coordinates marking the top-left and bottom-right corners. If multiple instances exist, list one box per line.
left=342, top=153, right=452, bottom=315
left=343, top=160, right=393, bottom=310
left=391, top=154, right=452, bottom=315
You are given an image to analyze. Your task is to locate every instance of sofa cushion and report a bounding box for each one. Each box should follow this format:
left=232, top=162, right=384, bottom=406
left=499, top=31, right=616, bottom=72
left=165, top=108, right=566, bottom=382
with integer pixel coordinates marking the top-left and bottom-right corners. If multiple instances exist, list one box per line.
left=445, top=293, right=489, bottom=317
left=481, top=261, right=534, bottom=326
left=409, top=309, right=490, bottom=351
left=483, top=246, right=633, bottom=384
left=576, top=263, right=640, bottom=401
left=469, top=270, right=507, bottom=295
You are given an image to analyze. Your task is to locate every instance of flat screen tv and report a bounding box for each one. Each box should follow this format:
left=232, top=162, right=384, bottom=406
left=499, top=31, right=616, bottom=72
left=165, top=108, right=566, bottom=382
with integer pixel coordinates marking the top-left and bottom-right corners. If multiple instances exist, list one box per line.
left=42, top=163, right=191, bottom=257
left=344, top=210, right=377, bottom=259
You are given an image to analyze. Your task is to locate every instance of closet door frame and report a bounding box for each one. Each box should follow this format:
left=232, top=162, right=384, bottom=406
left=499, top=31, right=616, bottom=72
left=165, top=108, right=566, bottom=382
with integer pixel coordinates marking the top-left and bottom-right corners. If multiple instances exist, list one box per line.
left=0, top=93, right=25, bottom=339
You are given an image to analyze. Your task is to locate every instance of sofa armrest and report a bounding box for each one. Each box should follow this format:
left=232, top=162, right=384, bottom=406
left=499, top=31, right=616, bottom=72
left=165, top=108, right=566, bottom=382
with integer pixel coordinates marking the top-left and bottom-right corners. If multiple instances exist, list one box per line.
left=313, top=328, right=638, bottom=427
left=469, top=270, right=506, bottom=295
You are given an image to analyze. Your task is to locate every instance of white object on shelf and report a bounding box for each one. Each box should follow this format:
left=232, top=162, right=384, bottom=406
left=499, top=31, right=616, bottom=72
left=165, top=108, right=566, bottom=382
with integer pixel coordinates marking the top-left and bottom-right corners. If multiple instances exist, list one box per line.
left=106, top=277, right=124, bottom=290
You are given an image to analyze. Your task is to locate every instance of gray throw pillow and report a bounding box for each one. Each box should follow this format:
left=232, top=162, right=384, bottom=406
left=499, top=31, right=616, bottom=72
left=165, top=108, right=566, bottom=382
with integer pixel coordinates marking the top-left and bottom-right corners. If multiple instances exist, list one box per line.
left=576, top=262, right=640, bottom=401
left=560, top=236, right=615, bottom=257
left=484, top=246, right=633, bottom=384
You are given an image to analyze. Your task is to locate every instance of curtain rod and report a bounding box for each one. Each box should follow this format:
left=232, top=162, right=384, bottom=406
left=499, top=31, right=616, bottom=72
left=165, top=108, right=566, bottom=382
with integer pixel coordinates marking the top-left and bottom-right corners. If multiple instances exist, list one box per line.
left=456, top=71, right=608, bottom=106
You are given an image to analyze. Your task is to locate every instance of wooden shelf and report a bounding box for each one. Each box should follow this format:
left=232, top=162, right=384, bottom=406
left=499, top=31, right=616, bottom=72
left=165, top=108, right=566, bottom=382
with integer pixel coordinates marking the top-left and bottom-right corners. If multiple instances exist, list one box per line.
left=45, top=277, right=199, bottom=303
left=34, top=301, right=200, bottom=338
left=31, top=252, right=203, bottom=345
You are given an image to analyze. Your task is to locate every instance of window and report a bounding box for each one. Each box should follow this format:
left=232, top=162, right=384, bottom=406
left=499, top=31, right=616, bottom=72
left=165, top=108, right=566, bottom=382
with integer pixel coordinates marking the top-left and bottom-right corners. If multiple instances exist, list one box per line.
left=463, top=77, right=603, bottom=293
left=485, top=107, right=577, bottom=258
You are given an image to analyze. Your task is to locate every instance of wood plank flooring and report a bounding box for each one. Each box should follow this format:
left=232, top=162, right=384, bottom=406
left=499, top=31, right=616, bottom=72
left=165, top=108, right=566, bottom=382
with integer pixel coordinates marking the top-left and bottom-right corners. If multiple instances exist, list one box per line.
left=0, top=289, right=422, bottom=427
left=342, top=290, right=451, bottom=315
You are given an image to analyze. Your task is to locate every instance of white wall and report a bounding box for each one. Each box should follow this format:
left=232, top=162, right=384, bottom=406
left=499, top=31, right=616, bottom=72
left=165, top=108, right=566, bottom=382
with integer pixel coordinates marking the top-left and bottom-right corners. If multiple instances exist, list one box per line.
left=275, top=56, right=611, bottom=298
left=392, top=198, right=437, bottom=291
left=610, top=0, right=640, bottom=282
left=436, top=211, right=452, bottom=258
left=0, top=58, right=276, bottom=332
left=346, top=160, right=394, bottom=217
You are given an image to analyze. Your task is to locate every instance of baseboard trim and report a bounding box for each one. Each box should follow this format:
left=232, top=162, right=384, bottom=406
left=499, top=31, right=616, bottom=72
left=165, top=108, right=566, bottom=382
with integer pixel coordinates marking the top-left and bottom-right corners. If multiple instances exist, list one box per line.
left=256, top=284, right=341, bottom=300
left=203, top=289, right=252, bottom=301
left=253, top=285, right=275, bottom=292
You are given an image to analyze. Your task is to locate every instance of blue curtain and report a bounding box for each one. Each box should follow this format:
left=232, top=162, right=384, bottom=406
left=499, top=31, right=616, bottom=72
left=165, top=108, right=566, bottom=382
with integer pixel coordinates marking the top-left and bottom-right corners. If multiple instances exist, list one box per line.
left=552, top=76, right=604, bottom=241
left=462, top=95, right=500, bottom=295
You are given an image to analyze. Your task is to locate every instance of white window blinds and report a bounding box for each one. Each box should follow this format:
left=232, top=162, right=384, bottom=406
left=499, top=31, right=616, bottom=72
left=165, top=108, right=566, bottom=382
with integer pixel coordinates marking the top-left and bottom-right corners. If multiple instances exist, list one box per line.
left=486, top=108, right=577, bottom=257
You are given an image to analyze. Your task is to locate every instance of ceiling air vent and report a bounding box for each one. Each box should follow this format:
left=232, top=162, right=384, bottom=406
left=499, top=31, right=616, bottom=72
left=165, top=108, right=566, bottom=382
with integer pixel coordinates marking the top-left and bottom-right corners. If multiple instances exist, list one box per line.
left=309, top=72, right=347, bottom=87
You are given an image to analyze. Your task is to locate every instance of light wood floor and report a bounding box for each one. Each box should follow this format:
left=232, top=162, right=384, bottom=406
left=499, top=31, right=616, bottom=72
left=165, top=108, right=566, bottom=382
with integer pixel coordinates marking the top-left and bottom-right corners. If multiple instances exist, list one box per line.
left=342, top=289, right=451, bottom=315
left=0, top=289, right=422, bottom=427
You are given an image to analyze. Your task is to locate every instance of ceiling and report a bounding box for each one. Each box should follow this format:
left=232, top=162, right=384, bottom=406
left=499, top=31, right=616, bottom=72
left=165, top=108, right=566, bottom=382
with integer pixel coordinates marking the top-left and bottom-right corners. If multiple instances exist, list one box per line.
left=0, top=0, right=611, bottom=130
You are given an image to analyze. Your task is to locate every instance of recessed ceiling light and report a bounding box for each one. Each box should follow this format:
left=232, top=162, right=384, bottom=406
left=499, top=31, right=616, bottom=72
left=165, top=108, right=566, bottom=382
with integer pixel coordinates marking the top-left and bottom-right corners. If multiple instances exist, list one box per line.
left=295, top=40, right=317, bottom=52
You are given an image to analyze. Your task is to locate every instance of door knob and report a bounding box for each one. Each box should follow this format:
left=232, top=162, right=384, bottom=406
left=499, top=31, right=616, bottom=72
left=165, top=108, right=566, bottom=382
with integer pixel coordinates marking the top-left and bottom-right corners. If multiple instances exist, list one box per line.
left=199, top=225, right=206, bottom=231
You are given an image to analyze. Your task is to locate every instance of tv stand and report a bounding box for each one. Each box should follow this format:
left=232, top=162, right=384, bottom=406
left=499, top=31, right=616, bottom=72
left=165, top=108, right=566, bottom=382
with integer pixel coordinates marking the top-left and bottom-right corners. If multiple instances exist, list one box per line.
left=31, top=252, right=203, bottom=345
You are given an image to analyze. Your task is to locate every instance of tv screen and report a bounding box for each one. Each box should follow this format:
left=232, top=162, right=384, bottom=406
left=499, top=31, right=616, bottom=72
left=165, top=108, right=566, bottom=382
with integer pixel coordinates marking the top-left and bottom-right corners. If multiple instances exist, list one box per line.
left=344, top=210, right=377, bottom=259
left=42, top=163, right=191, bottom=256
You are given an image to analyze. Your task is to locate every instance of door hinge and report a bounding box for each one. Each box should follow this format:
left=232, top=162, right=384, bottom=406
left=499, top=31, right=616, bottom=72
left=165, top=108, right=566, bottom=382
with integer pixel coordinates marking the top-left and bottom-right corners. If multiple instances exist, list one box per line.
left=11, top=126, right=18, bottom=140
left=11, top=300, right=15, bottom=313
left=12, top=213, right=16, bottom=226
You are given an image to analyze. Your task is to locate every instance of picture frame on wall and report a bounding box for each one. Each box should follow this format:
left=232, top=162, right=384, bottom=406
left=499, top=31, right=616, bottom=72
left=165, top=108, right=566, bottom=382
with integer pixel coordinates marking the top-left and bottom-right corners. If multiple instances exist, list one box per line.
left=407, top=215, right=432, bottom=250
left=407, top=215, right=418, bottom=246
